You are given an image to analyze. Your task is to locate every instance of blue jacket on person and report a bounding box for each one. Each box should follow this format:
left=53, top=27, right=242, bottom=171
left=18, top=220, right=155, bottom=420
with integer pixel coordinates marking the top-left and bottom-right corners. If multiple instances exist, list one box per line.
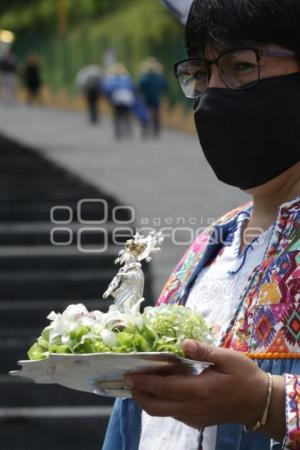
left=103, top=74, right=135, bottom=100
left=139, top=72, right=167, bottom=107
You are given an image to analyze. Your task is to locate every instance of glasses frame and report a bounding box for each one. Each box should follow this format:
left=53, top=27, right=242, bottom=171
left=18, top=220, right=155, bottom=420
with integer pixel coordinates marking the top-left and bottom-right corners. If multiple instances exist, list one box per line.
left=173, top=47, right=297, bottom=97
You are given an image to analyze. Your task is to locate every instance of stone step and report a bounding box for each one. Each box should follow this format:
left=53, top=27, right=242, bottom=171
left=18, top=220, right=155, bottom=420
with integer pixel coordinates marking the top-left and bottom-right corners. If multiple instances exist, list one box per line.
left=0, top=298, right=108, bottom=316
left=0, top=200, right=132, bottom=222
left=0, top=270, right=112, bottom=300
left=0, top=152, right=57, bottom=164
left=0, top=222, right=132, bottom=246
left=0, top=246, right=117, bottom=271
left=0, top=172, right=81, bottom=185
left=0, top=299, right=110, bottom=336
left=0, top=377, right=114, bottom=408
left=0, top=179, right=93, bottom=191
left=0, top=188, right=102, bottom=202
left=0, top=407, right=110, bottom=450
left=0, top=338, right=35, bottom=374
left=0, top=176, right=113, bottom=199
left=0, top=164, right=66, bottom=175
left=0, top=264, right=153, bottom=300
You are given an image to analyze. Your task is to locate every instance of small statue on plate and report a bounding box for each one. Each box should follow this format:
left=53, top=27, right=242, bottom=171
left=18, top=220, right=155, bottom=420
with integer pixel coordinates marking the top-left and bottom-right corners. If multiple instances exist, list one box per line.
left=103, top=231, right=164, bottom=313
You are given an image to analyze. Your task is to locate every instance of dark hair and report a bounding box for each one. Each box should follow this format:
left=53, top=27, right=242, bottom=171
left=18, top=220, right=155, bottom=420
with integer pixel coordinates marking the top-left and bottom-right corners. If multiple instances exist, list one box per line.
left=185, top=0, right=300, bottom=58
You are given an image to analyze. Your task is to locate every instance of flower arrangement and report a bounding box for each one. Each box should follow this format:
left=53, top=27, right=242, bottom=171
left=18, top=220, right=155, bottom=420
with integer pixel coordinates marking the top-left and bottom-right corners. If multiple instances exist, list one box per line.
left=28, top=303, right=213, bottom=360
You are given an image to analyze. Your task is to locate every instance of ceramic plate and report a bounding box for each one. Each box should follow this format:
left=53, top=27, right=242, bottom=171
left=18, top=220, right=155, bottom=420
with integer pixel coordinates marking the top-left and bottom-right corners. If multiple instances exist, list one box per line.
left=10, top=353, right=210, bottom=398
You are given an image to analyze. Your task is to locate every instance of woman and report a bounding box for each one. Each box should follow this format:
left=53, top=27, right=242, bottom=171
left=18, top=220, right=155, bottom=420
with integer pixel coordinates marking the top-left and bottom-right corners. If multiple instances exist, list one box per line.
left=138, top=57, right=167, bottom=138
left=103, top=63, right=136, bottom=139
left=103, top=1, right=300, bottom=449
left=22, top=53, right=42, bottom=104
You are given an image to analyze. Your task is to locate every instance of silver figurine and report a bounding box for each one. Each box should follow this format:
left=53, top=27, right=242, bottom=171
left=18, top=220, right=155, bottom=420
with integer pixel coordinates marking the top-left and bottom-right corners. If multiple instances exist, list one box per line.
left=103, top=231, right=164, bottom=312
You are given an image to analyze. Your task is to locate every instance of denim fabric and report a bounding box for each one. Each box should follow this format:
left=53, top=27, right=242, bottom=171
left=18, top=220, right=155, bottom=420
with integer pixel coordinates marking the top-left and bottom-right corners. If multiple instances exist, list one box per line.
left=102, top=398, right=142, bottom=450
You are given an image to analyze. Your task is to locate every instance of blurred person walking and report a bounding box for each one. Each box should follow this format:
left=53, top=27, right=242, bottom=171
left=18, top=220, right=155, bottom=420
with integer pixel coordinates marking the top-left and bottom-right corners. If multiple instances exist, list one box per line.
left=0, top=48, right=18, bottom=105
left=22, top=53, right=42, bottom=105
left=75, top=64, right=103, bottom=125
left=138, top=57, right=167, bottom=138
left=103, top=63, right=136, bottom=139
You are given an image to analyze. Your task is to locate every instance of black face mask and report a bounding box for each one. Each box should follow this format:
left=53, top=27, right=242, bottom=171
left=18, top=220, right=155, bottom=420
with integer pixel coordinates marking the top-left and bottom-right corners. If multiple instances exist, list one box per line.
left=194, top=72, right=300, bottom=190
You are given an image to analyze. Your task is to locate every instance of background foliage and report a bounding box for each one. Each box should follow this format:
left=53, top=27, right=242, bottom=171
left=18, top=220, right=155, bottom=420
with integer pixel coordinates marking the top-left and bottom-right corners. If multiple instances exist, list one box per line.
left=0, top=0, right=134, bottom=32
left=0, top=0, right=187, bottom=103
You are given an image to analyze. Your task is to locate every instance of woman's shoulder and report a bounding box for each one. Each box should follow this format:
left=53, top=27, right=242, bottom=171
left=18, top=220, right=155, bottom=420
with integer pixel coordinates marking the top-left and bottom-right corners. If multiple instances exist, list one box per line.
left=214, top=201, right=253, bottom=226
left=156, top=202, right=253, bottom=306
left=177, top=201, right=253, bottom=266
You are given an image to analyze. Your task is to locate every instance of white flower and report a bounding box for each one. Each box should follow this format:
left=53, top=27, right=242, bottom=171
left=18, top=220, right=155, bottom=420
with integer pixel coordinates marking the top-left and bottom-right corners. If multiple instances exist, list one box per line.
left=101, top=329, right=118, bottom=347
left=100, top=304, right=144, bottom=332
left=47, top=304, right=89, bottom=344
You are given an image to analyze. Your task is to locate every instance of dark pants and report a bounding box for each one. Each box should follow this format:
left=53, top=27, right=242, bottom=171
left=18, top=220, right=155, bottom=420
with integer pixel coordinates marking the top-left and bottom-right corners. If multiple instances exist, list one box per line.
left=26, top=84, right=41, bottom=104
left=86, top=90, right=100, bottom=124
left=113, top=104, right=132, bottom=139
left=146, top=104, right=160, bottom=137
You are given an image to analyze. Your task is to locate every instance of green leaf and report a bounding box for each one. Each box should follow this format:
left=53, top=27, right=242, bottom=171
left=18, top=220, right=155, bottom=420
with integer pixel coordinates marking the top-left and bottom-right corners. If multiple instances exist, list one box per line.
left=57, top=345, right=71, bottom=354
left=41, top=326, right=52, bottom=342
left=37, top=337, right=49, bottom=350
left=134, top=334, right=151, bottom=352
left=27, top=343, right=48, bottom=360
left=69, top=325, right=90, bottom=341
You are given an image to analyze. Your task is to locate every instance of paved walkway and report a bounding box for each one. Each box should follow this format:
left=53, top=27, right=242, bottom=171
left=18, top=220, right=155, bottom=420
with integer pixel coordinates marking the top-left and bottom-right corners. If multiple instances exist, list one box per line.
left=0, top=104, right=249, bottom=296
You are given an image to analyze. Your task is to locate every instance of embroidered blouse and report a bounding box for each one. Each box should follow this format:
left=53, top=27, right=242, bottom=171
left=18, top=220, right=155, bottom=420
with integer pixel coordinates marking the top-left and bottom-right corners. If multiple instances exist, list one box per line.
left=140, top=210, right=273, bottom=450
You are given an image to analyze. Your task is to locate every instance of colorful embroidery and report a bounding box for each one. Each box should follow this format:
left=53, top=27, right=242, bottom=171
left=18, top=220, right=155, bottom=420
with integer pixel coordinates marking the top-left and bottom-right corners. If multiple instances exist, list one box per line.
left=284, top=374, right=300, bottom=449
left=156, top=196, right=300, bottom=448
left=156, top=229, right=212, bottom=306
left=229, top=199, right=300, bottom=354
left=283, top=305, right=300, bottom=346
left=252, top=306, right=277, bottom=349
left=257, top=282, right=282, bottom=304
left=156, top=197, right=300, bottom=355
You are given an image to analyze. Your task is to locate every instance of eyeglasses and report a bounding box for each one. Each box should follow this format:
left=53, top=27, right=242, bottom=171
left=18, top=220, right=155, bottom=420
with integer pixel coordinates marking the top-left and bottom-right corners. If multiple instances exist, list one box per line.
left=174, top=47, right=296, bottom=98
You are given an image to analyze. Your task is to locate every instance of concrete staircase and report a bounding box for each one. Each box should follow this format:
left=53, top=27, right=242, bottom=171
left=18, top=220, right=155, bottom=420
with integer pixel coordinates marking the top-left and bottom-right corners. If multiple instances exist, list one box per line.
left=0, top=135, right=152, bottom=450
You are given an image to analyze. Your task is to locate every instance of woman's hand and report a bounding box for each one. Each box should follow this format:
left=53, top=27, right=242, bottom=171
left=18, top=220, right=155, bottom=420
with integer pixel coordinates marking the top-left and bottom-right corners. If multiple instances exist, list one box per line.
left=125, top=339, right=285, bottom=439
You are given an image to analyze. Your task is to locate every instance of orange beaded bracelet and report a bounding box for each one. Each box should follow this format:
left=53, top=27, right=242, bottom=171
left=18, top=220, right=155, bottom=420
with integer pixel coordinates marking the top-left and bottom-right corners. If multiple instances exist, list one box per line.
left=245, top=352, right=300, bottom=360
